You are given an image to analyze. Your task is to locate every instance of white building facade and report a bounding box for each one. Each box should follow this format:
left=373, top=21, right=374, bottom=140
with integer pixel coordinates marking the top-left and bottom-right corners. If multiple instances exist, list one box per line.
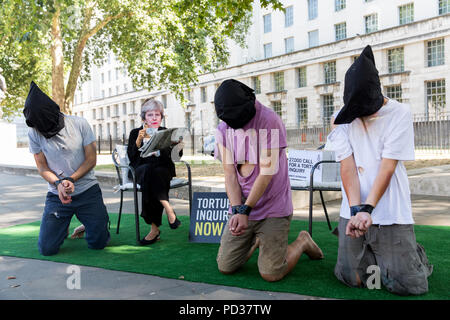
left=73, top=0, right=450, bottom=148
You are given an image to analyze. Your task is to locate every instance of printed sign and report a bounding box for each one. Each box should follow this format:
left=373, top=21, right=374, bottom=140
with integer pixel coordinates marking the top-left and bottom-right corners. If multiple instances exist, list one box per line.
left=288, top=149, right=337, bottom=187
left=189, top=192, right=230, bottom=243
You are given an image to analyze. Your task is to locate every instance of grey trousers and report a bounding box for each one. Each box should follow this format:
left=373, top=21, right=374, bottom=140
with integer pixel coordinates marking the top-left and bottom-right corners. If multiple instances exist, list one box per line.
left=334, top=217, right=433, bottom=296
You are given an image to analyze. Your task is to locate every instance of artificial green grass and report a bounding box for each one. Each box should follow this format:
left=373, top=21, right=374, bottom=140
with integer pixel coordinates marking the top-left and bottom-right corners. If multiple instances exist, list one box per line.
left=0, top=214, right=449, bottom=300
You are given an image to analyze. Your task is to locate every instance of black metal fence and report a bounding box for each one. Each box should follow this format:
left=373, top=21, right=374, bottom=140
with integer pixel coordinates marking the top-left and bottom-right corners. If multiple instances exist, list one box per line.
left=95, top=115, right=450, bottom=155
left=412, top=113, right=450, bottom=153
left=96, top=131, right=202, bottom=156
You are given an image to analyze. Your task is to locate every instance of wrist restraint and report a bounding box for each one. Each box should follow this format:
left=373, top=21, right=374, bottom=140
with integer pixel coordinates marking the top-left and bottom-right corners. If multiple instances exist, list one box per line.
left=55, top=177, right=75, bottom=187
left=232, top=204, right=252, bottom=216
left=350, top=204, right=374, bottom=216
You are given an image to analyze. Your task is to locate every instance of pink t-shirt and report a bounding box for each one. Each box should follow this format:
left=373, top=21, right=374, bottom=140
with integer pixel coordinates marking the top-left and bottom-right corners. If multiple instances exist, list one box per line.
left=215, top=100, right=293, bottom=220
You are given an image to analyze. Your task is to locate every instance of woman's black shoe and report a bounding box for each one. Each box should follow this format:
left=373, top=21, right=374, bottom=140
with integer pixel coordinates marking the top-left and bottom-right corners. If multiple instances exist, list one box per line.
left=140, top=231, right=161, bottom=245
left=169, top=213, right=181, bottom=229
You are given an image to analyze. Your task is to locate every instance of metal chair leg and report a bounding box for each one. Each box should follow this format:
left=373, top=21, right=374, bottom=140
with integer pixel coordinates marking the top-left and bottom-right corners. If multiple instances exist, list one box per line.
left=133, top=187, right=140, bottom=245
left=116, top=191, right=123, bottom=234
left=308, top=187, right=314, bottom=236
left=319, top=191, right=332, bottom=230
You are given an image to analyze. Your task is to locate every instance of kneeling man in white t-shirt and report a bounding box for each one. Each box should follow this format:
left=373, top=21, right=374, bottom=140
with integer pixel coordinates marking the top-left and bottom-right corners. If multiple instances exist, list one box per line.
left=328, top=45, right=433, bottom=296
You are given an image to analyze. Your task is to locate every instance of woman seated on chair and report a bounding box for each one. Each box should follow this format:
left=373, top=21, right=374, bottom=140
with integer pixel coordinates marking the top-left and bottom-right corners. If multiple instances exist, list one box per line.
left=127, top=98, right=183, bottom=245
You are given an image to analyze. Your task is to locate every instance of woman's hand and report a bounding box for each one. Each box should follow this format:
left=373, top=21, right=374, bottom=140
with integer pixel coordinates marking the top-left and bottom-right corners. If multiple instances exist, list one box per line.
left=136, top=124, right=149, bottom=147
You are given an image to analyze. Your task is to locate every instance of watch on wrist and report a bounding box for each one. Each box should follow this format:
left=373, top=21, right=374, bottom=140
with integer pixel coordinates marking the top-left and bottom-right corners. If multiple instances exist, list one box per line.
left=54, top=179, right=63, bottom=187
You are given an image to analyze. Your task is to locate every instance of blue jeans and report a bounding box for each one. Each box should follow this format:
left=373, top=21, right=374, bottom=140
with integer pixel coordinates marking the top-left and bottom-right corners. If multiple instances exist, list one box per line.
left=38, top=184, right=110, bottom=256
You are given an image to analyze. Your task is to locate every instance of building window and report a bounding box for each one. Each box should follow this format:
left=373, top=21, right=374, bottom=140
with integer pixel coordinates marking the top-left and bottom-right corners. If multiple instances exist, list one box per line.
left=106, top=106, right=110, bottom=118
left=335, top=22, right=346, bottom=41
left=385, top=85, right=403, bottom=102
left=122, top=103, right=127, bottom=115
left=252, top=76, right=261, bottom=94
left=130, top=119, right=135, bottom=130
left=273, top=71, right=284, bottom=92
left=264, top=43, right=272, bottom=59
left=161, top=94, right=167, bottom=108
left=201, top=87, right=207, bottom=103
left=335, top=0, right=346, bottom=11
left=285, top=6, right=294, bottom=27
left=324, top=61, right=336, bottom=84
left=107, top=123, right=111, bottom=138
left=427, top=39, right=445, bottom=67
left=439, top=0, right=450, bottom=15
left=116, top=85, right=119, bottom=95
left=101, top=90, right=105, bottom=98
left=296, top=98, right=308, bottom=127
left=399, top=3, right=414, bottom=25
left=297, top=67, right=307, bottom=88
left=426, top=79, right=446, bottom=118
left=185, top=113, right=191, bottom=131
left=108, top=88, right=112, bottom=97
left=263, top=14, right=271, bottom=33
left=108, top=70, right=111, bottom=82
left=365, top=13, right=378, bottom=33
left=123, top=83, right=128, bottom=92
left=114, top=104, right=119, bottom=116
left=113, top=122, right=118, bottom=139
left=322, top=94, right=334, bottom=125
left=388, top=47, right=404, bottom=73
left=99, top=107, right=104, bottom=120
left=285, top=37, right=294, bottom=53
left=271, top=101, right=282, bottom=118
left=93, top=125, right=96, bottom=138
left=185, top=90, right=193, bottom=103
left=308, top=0, right=318, bottom=20
left=308, top=30, right=319, bottom=47
left=122, top=121, right=127, bottom=138
left=92, top=109, right=96, bottom=120
left=101, top=73, right=105, bottom=83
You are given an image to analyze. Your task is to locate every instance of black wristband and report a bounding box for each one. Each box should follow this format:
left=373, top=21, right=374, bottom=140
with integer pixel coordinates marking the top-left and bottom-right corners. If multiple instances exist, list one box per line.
left=236, top=204, right=252, bottom=216
left=359, top=204, right=374, bottom=214
left=350, top=204, right=374, bottom=216
left=54, top=179, right=63, bottom=187
left=231, top=205, right=240, bottom=215
left=62, top=177, right=75, bottom=183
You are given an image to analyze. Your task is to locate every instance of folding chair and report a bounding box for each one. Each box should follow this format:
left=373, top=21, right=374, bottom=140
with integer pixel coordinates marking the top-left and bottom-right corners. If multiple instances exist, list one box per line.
left=112, top=145, right=192, bottom=244
left=291, top=159, right=341, bottom=236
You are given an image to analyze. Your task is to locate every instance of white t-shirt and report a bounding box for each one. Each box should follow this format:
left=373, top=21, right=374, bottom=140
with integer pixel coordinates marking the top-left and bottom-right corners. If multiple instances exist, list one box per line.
left=327, top=99, right=415, bottom=225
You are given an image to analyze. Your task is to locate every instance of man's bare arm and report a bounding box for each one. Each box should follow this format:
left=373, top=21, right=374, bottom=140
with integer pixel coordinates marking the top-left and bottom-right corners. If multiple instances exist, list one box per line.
left=33, top=152, right=59, bottom=185
left=364, top=158, right=398, bottom=207
left=340, top=154, right=361, bottom=206
left=69, top=142, right=97, bottom=182
left=219, top=143, right=242, bottom=206
left=244, top=148, right=278, bottom=208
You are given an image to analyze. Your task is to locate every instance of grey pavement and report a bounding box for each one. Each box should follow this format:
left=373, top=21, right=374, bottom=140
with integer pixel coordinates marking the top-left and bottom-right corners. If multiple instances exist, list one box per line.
left=0, top=173, right=324, bottom=300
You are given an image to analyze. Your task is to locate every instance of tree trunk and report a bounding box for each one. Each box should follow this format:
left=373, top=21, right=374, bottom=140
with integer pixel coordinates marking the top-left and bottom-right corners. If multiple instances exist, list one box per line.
left=50, top=6, right=66, bottom=113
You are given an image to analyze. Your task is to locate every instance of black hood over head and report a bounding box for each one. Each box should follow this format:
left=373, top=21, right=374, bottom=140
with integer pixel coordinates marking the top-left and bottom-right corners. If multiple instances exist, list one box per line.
left=23, top=81, right=65, bottom=139
left=214, top=79, right=256, bottom=129
left=334, top=45, right=384, bottom=124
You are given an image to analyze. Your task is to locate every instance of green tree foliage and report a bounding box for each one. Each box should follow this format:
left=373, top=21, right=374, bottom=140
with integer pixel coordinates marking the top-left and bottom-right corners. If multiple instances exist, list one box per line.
left=0, top=0, right=282, bottom=118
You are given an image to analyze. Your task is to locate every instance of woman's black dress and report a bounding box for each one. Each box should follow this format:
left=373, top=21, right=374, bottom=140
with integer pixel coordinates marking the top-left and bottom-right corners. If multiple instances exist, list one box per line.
left=127, top=126, right=182, bottom=226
